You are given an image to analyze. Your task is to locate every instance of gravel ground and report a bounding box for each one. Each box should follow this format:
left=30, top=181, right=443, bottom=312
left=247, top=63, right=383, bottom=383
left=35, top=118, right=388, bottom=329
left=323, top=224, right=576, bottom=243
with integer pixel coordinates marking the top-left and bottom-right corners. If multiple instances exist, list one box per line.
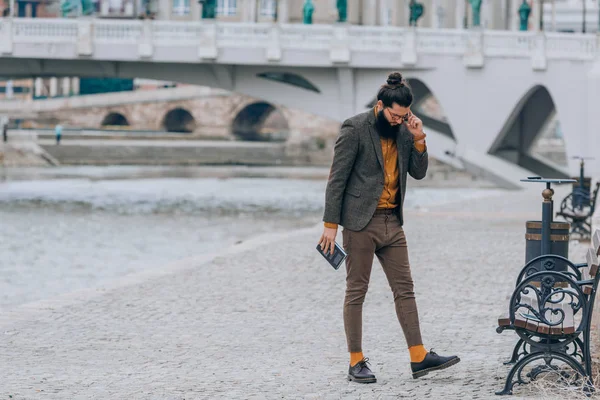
left=0, top=185, right=591, bottom=399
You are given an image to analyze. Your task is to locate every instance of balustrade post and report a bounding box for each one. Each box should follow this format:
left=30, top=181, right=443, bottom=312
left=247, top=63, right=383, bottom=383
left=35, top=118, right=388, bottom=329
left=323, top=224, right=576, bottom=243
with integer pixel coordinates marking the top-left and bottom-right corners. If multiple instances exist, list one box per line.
left=266, top=24, right=281, bottom=61
left=49, top=78, right=58, bottom=97
left=277, top=0, right=289, bottom=23
left=531, top=33, right=547, bottom=70
left=77, top=19, right=93, bottom=56
left=463, top=29, right=484, bottom=67
left=402, top=28, right=418, bottom=65
left=71, top=77, right=80, bottom=95
left=330, top=25, right=350, bottom=63
left=0, top=18, right=13, bottom=55
left=138, top=19, right=153, bottom=58
left=198, top=22, right=218, bottom=59
left=34, top=78, right=43, bottom=97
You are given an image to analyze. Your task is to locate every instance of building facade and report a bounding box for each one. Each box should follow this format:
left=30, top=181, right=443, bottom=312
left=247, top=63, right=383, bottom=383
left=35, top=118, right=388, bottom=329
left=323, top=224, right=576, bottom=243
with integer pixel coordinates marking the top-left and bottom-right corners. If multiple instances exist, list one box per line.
left=1, top=0, right=597, bottom=32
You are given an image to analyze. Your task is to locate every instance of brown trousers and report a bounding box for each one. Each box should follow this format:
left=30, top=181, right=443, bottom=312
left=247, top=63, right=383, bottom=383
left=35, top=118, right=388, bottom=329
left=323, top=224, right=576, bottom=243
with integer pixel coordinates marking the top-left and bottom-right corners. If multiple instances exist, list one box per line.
left=342, top=209, right=423, bottom=353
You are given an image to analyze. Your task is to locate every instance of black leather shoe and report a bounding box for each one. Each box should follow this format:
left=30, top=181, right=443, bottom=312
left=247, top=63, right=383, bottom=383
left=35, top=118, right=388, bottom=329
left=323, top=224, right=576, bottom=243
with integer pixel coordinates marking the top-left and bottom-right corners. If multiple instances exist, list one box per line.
left=411, top=349, right=460, bottom=379
left=347, top=357, right=377, bottom=383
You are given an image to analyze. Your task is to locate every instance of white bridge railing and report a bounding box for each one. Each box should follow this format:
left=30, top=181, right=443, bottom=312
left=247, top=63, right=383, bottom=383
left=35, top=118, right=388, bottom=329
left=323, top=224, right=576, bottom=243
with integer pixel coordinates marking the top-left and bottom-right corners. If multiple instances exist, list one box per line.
left=0, top=18, right=597, bottom=67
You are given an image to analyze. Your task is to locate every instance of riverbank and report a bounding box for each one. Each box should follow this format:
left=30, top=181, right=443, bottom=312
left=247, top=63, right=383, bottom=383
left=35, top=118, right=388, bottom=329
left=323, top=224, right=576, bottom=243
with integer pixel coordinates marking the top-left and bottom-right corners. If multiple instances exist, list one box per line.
left=1, top=129, right=493, bottom=189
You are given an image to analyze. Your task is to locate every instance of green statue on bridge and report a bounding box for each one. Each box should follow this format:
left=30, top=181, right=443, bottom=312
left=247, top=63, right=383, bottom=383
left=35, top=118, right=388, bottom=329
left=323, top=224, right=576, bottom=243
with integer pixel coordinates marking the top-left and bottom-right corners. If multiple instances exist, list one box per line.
left=518, top=0, right=531, bottom=31
left=469, top=0, right=482, bottom=27
left=336, top=0, right=346, bottom=23
left=303, top=0, right=314, bottom=24
left=60, top=0, right=94, bottom=17
left=201, top=0, right=216, bottom=19
left=409, top=0, right=424, bottom=27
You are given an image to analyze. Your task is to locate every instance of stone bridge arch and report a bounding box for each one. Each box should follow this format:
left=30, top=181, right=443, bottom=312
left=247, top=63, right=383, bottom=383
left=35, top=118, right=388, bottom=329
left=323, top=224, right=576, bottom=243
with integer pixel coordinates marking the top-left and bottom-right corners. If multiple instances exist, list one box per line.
left=231, top=100, right=290, bottom=141
left=489, top=84, right=568, bottom=178
left=101, top=112, right=129, bottom=127
left=161, top=107, right=197, bottom=133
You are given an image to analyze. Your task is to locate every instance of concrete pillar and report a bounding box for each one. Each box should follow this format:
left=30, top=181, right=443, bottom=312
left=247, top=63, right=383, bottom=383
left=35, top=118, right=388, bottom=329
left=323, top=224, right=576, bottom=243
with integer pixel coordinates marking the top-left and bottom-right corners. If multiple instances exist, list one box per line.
left=363, top=0, right=377, bottom=25
left=277, top=0, right=289, bottom=23
left=431, top=0, right=440, bottom=27
left=71, top=77, right=80, bottom=95
left=34, top=78, right=43, bottom=98
left=482, top=0, right=491, bottom=28
left=421, top=0, right=433, bottom=28
left=508, top=0, right=518, bottom=30
left=348, top=0, right=361, bottom=24
left=158, top=0, right=171, bottom=20
left=531, top=0, right=540, bottom=31
left=62, top=77, right=71, bottom=96
left=191, top=0, right=201, bottom=20
left=49, top=78, right=58, bottom=98
left=392, top=0, right=407, bottom=27
left=456, top=0, right=466, bottom=28
left=443, top=0, right=458, bottom=28
left=378, top=0, right=388, bottom=25
left=248, top=0, right=257, bottom=22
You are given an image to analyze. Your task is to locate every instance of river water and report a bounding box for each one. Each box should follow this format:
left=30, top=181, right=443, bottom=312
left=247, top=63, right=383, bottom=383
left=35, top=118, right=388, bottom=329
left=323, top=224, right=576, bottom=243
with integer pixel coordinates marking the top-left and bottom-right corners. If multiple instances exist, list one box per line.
left=0, top=166, right=500, bottom=310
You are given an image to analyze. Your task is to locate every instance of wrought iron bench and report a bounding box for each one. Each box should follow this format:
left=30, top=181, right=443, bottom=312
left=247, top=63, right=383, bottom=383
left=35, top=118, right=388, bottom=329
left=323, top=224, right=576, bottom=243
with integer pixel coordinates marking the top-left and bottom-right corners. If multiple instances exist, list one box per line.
left=557, top=181, right=599, bottom=240
left=496, top=229, right=600, bottom=395
left=556, top=157, right=599, bottom=240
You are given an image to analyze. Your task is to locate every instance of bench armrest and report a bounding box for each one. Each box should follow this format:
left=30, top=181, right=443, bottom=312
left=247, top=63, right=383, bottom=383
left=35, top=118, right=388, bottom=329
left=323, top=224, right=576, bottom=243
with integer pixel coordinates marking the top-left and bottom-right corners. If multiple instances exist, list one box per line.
left=576, top=279, right=594, bottom=286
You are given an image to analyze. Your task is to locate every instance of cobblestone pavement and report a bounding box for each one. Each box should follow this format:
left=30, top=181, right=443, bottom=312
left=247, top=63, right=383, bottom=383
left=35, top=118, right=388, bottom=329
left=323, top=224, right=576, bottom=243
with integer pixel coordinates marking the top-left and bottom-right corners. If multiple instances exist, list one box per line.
left=0, top=186, right=590, bottom=399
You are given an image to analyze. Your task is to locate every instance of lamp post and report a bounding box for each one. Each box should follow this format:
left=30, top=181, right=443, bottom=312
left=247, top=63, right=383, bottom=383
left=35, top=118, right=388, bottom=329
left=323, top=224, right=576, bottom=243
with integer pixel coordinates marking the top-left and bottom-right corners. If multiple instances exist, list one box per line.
left=551, top=0, right=556, bottom=31
left=540, top=0, right=545, bottom=31
left=583, top=0, right=587, bottom=33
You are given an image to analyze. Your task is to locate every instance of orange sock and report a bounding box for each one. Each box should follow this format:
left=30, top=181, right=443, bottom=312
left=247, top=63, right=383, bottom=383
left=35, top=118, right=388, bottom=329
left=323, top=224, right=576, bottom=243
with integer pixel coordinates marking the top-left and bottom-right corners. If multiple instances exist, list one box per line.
left=350, top=352, right=364, bottom=366
left=409, top=345, right=428, bottom=363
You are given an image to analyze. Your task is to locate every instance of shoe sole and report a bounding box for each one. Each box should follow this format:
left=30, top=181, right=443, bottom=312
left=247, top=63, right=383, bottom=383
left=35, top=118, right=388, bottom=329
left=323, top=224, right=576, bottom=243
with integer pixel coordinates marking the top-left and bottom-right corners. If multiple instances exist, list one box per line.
left=412, top=357, right=461, bottom=379
left=347, top=374, right=377, bottom=384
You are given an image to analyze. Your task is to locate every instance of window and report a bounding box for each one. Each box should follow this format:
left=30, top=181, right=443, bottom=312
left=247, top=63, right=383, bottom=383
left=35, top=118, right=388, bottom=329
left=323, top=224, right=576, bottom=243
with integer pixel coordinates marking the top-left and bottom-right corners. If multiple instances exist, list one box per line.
left=172, top=0, right=190, bottom=16
left=217, top=0, right=237, bottom=16
left=259, top=0, right=276, bottom=18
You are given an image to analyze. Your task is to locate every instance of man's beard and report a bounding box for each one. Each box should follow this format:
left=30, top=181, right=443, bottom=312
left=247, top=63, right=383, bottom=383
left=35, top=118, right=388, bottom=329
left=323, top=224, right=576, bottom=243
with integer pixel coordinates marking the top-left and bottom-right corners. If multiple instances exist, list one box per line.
left=376, top=109, right=400, bottom=139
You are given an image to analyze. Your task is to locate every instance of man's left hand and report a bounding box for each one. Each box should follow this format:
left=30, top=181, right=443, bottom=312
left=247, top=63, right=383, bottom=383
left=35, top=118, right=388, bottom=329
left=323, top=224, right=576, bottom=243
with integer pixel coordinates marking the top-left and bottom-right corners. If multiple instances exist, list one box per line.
left=406, top=113, right=426, bottom=142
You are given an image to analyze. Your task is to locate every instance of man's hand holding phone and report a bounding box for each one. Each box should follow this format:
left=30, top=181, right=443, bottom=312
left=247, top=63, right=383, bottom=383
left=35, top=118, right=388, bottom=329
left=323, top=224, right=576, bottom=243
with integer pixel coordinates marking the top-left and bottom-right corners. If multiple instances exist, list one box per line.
left=319, top=226, right=338, bottom=255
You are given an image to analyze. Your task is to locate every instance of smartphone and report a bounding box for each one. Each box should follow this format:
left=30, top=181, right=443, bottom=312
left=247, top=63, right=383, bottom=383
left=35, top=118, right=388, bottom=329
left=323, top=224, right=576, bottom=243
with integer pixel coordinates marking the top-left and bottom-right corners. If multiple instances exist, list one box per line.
left=316, top=242, right=347, bottom=270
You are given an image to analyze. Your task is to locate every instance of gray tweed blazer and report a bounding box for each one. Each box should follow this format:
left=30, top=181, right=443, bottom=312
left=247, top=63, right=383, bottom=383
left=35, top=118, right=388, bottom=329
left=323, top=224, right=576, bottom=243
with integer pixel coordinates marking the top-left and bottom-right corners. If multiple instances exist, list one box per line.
left=323, top=108, right=428, bottom=231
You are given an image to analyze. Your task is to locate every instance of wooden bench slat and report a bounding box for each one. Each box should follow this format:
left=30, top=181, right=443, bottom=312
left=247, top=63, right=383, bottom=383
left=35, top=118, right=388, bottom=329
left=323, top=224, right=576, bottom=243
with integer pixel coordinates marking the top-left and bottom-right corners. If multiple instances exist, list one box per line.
left=587, top=247, right=600, bottom=277
left=537, top=321, right=550, bottom=334
left=498, top=311, right=510, bottom=327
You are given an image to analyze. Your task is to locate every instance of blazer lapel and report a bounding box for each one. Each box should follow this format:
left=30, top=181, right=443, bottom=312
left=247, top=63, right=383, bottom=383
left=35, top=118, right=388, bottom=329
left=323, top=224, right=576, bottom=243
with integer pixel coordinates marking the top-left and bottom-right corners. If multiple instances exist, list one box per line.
left=396, top=128, right=408, bottom=182
left=369, top=125, right=385, bottom=172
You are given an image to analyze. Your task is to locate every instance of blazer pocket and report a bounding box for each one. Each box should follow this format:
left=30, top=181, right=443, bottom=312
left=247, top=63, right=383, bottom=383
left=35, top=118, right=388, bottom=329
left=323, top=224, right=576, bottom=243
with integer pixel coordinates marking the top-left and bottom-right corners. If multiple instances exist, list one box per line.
left=345, top=188, right=361, bottom=198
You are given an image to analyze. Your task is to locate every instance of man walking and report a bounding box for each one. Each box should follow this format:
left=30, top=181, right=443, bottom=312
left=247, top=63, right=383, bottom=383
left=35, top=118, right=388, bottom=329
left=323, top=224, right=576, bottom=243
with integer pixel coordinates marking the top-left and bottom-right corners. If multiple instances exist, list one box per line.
left=319, top=72, right=459, bottom=383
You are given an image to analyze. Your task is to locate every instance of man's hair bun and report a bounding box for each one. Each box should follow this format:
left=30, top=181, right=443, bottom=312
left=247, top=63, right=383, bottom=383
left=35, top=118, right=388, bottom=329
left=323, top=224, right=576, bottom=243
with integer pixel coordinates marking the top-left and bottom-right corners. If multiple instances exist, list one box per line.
left=386, top=72, right=403, bottom=86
